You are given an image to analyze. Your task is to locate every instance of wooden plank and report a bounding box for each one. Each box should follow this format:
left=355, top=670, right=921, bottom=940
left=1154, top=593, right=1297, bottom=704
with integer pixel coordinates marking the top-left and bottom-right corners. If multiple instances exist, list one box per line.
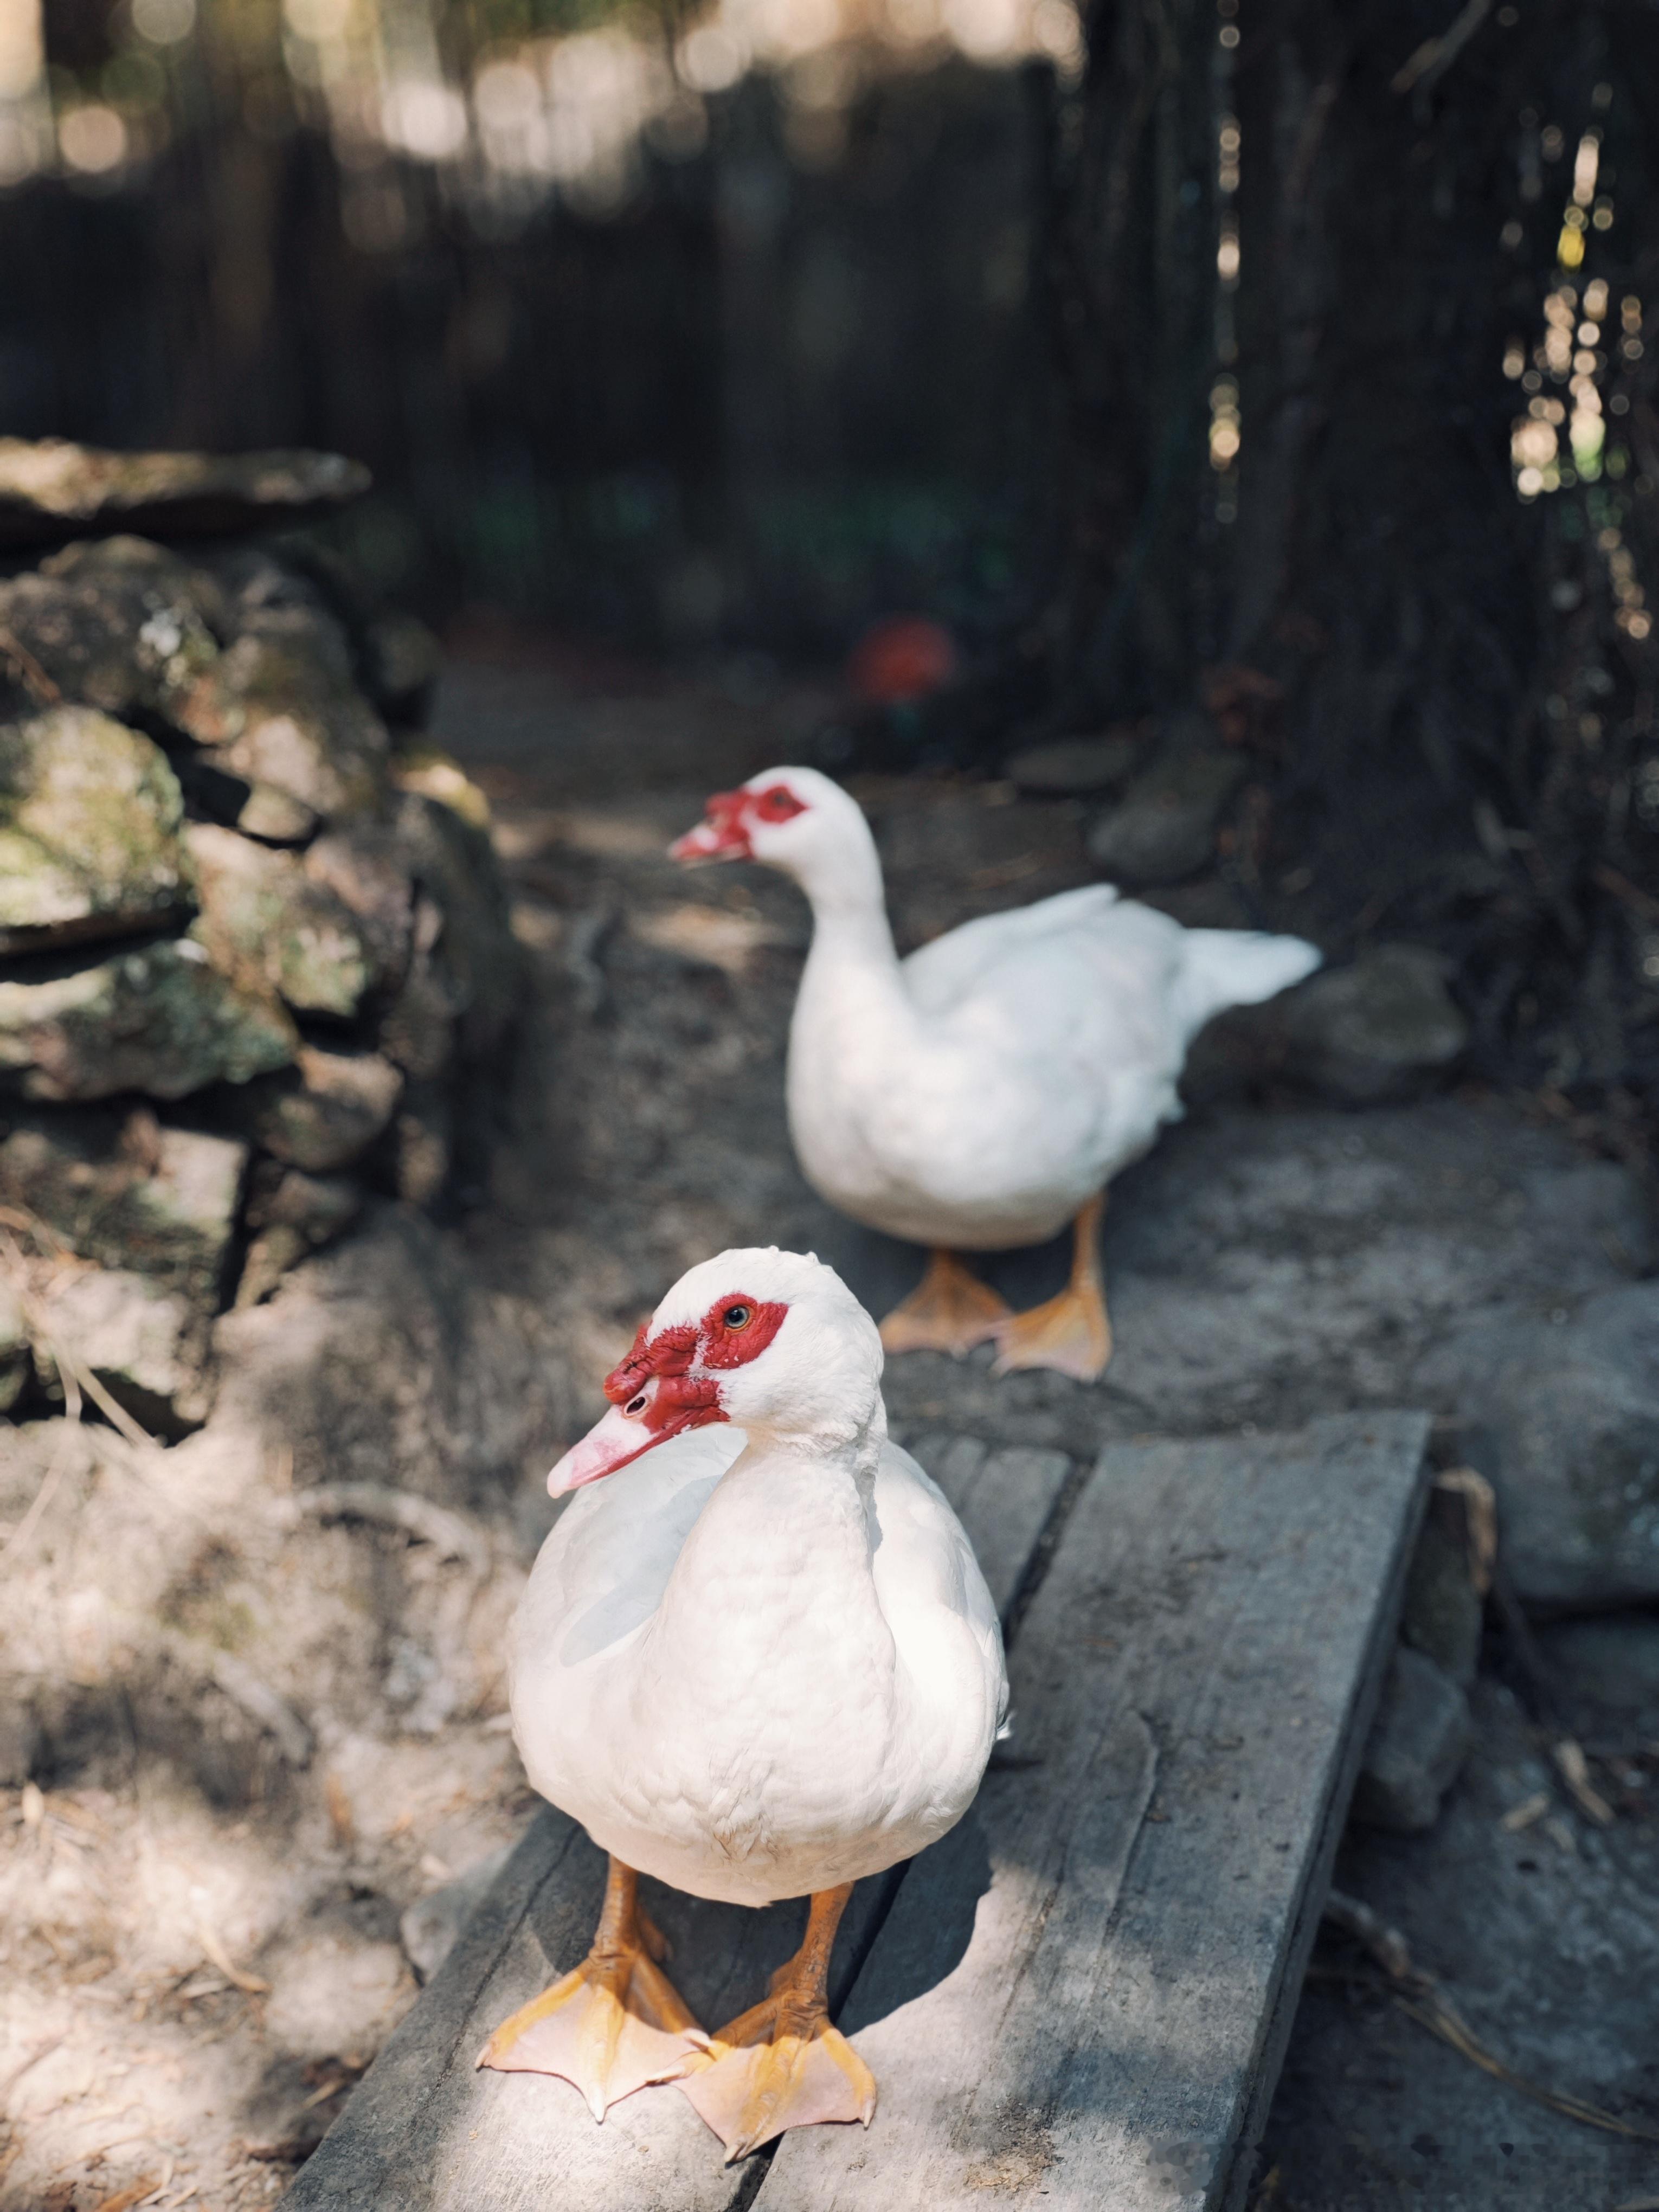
left=284, top=1440, right=1071, bottom=2212
left=761, top=1409, right=1430, bottom=2212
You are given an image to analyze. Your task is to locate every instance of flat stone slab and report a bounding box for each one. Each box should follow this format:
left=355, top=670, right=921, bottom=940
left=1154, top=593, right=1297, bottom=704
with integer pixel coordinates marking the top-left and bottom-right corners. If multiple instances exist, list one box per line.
left=0, top=439, right=370, bottom=546
left=285, top=1413, right=1427, bottom=2212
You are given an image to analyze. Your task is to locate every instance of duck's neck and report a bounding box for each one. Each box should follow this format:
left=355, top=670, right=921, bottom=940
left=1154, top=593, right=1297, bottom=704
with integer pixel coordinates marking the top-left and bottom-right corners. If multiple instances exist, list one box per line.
left=786, top=818, right=910, bottom=1031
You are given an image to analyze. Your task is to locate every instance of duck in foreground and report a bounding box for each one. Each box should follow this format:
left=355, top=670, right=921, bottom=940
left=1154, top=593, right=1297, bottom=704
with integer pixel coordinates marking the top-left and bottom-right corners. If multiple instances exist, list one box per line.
left=672, top=768, right=1322, bottom=1381
left=478, top=1246, right=1007, bottom=2159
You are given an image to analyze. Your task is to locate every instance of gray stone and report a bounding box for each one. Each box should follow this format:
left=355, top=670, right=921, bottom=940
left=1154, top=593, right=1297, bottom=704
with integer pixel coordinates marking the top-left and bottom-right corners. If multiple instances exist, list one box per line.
left=230, top=1046, right=404, bottom=1174
left=235, top=782, right=319, bottom=845
left=1399, top=1516, right=1483, bottom=1689
left=30, top=1263, right=206, bottom=1433
left=1538, top=1613, right=1659, bottom=1716
left=0, top=437, right=370, bottom=546
left=1270, top=1674, right=1659, bottom=2209
left=391, top=1079, right=454, bottom=1207
left=0, top=1109, right=247, bottom=1310
left=175, top=751, right=318, bottom=846
left=1350, top=1643, right=1474, bottom=1833
left=0, top=707, right=194, bottom=954
left=1282, top=944, right=1468, bottom=1104
left=0, top=567, right=221, bottom=737
left=1417, top=1282, right=1659, bottom=1613
left=1085, top=745, right=1249, bottom=884
left=377, top=901, right=455, bottom=1081
left=185, top=822, right=370, bottom=1019
left=400, top=1842, right=516, bottom=1983
left=234, top=599, right=357, bottom=691
left=188, top=634, right=390, bottom=820
left=377, top=795, right=520, bottom=1075
left=0, top=936, right=297, bottom=1102
left=303, top=827, right=416, bottom=993
left=1005, top=730, right=1143, bottom=796
left=209, top=1201, right=557, bottom=1505
left=0, top=1277, right=28, bottom=1412
left=39, top=533, right=230, bottom=635
left=234, top=1165, right=364, bottom=1308
left=363, top=612, right=440, bottom=728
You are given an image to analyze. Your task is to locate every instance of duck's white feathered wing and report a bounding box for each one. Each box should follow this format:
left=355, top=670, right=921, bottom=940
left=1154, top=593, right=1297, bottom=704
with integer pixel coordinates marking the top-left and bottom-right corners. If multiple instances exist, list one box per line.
left=870, top=1439, right=1008, bottom=1816
left=903, top=882, right=1317, bottom=1047
left=512, top=1424, right=747, bottom=1679
left=887, top=889, right=1319, bottom=1219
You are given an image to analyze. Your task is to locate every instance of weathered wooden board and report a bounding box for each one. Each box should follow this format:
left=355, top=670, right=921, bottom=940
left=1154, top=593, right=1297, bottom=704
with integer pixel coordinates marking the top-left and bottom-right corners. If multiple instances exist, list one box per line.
left=286, top=1416, right=1425, bottom=2212
left=284, top=1440, right=1072, bottom=2212
left=765, top=1409, right=1430, bottom=2212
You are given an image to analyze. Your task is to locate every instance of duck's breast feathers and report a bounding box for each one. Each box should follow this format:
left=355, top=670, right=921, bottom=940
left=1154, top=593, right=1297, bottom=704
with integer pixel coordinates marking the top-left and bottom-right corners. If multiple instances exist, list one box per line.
left=516, top=1423, right=747, bottom=1671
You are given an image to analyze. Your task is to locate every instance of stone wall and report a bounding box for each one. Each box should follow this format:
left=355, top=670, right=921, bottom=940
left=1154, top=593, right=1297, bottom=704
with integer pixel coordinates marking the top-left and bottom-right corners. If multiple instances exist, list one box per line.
left=0, top=440, right=522, bottom=1438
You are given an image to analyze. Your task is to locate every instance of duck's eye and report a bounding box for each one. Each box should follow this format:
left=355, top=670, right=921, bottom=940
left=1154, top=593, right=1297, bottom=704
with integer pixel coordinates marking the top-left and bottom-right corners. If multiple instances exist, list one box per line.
left=625, top=1392, right=648, bottom=1414
left=756, top=787, right=806, bottom=821
left=722, top=1303, right=753, bottom=1330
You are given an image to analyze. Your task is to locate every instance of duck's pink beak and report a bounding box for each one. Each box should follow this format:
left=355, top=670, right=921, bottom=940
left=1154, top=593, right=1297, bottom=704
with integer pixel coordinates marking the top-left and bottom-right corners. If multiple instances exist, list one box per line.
left=546, top=1402, right=666, bottom=1494
left=669, top=789, right=750, bottom=864
left=546, top=1336, right=725, bottom=1495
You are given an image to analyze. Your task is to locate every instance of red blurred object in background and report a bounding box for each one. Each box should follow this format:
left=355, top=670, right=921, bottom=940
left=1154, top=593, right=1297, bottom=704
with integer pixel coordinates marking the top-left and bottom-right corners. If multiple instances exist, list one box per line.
left=847, top=616, right=958, bottom=705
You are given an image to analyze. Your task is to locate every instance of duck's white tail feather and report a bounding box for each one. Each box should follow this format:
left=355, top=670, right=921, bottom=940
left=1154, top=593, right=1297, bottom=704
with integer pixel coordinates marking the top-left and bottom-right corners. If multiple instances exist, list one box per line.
left=1172, top=928, right=1321, bottom=1038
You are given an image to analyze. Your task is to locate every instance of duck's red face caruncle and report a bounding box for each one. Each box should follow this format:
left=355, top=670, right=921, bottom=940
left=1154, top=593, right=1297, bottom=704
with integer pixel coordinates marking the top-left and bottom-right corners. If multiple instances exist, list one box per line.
left=545, top=1294, right=789, bottom=1494
left=668, top=781, right=807, bottom=864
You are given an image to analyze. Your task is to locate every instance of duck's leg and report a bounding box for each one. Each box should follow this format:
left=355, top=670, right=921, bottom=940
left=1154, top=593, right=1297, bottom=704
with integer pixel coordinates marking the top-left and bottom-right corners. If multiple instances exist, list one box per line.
left=476, top=1856, right=709, bottom=2120
left=878, top=1248, right=1011, bottom=1358
left=677, top=1882, right=876, bottom=2160
left=990, top=1192, right=1113, bottom=1382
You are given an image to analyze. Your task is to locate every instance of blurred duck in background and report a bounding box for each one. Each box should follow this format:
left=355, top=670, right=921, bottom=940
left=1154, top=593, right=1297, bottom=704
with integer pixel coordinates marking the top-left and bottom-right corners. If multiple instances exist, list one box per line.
left=672, top=767, right=1321, bottom=1381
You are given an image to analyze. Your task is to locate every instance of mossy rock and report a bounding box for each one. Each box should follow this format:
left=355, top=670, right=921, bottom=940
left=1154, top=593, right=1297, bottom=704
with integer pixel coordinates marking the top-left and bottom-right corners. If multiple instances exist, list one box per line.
left=187, top=822, right=371, bottom=1019
left=0, top=438, right=370, bottom=546
left=0, top=937, right=297, bottom=1101
left=187, top=634, right=390, bottom=819
left=222, top=1046, right=404, bottom=1173
left=0, top=1107, right=248, bottom=1310
left=0, top=568, right=220, bottom=735
left=0, top=706, right=195, bottom=955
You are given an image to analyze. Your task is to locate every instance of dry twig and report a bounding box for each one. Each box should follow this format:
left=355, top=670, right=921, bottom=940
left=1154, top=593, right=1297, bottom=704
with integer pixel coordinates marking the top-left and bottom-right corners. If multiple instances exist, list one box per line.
left=284, top=1483, right=491, bottom=1573
left=192, top=1914, right=270, bottom=1997
left=1552, top=1738, right=1616, bottom=1827
left=1321, top=1890, right=1659, bottom=2141
left=1391, top=0, right=1491, bottom=96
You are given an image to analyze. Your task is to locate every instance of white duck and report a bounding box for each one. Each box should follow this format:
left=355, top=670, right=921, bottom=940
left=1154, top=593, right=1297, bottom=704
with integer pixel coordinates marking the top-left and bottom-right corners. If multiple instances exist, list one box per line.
left=671, top=767, right=1321, bottom=1381
left=479, top=1245, right=1006, bottom=2160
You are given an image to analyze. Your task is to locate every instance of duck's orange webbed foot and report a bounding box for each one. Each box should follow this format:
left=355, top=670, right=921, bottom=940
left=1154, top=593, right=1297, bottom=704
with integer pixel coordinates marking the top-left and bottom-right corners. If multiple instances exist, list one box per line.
left=879, top=1249, right=1011, bottom=1359
left=677, top=1882, right=876, bottom=2161
left=991, top=1193, right=1113, bottom=1382
left=477, top=1858, right=709, bottom=2120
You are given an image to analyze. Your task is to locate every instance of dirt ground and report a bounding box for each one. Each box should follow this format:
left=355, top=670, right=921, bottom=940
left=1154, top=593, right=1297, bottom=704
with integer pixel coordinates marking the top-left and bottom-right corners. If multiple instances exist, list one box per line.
left=3, top=637, right=1657, bottom=2212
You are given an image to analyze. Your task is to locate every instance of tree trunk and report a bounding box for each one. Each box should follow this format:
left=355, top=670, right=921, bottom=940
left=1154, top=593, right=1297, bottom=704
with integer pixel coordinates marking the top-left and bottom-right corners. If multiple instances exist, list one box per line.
left=1045, top=0, right=1659, bottom=1126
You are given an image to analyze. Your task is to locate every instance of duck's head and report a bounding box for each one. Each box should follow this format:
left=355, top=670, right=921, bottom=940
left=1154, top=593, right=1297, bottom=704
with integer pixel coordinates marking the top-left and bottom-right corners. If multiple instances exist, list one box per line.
left=547, top=1246, right=884, bottom=1495
left=668, top=767, right=877, bottom=902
